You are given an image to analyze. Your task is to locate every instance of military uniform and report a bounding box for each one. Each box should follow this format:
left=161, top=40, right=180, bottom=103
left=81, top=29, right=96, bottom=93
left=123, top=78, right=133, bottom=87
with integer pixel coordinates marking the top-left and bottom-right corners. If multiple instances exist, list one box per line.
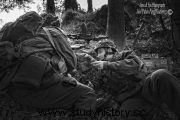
left=98, top=50, right=146, bottom=103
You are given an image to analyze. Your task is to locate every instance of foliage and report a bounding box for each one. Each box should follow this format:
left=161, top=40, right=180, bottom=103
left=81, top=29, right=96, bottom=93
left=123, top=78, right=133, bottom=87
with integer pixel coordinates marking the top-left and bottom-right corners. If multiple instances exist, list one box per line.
left=0, top=0, right=33, bottom=12
left=61, top=3, right=140, bottom=35
left=132, top=15, right=172, bottom=56
left=61, top=5, right=107, bottom=35
left=61, top=9, right=84, bottom=26
left=42, top=0, right=64, bottom=14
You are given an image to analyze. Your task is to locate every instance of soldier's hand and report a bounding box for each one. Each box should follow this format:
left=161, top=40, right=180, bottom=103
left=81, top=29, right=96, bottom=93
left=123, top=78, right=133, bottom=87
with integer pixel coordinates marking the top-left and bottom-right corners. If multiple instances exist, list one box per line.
left=84, top=53, right=97, bottom=62
left=91, top=61, right=105, bottom=69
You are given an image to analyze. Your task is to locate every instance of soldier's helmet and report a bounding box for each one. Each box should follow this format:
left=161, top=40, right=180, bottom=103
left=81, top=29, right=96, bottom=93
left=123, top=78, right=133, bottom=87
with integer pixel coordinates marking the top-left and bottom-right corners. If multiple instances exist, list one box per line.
left=94, top=39, right=117, bottom=53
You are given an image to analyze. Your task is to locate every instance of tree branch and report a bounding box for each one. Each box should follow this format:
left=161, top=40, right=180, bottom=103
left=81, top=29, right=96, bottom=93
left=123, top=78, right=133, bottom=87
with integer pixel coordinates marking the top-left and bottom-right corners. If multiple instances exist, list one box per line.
left=133, top=21, right=145, bottom=47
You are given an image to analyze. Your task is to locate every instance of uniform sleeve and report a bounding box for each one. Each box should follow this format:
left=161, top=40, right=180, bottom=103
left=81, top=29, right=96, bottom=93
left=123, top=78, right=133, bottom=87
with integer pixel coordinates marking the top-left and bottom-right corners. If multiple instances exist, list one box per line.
left=103, top=51, right=144, bottom=75
left=12, top=55, right=48, bottom=88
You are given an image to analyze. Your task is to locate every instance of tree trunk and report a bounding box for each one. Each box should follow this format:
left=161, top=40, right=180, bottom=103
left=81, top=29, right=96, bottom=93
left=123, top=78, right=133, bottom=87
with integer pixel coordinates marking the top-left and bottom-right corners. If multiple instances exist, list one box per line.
left=107, top=0, right=125, bottom=51
left=64, top=0, right=78, bottom=11
left=46, top=0, right=55, bottom=15
left=171, top=1, right=180, bottom=54
left=87, top=0, right=93, bottom=12
left=170, top=0, right=180, bottom=76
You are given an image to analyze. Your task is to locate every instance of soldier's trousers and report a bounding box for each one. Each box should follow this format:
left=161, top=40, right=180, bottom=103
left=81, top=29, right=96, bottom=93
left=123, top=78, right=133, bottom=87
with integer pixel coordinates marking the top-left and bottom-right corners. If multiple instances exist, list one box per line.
left=8, top=78, right=97, bottom=110
left=141, top=69, right=180, bottom=118
left=7, top=54, right=97, bottom=111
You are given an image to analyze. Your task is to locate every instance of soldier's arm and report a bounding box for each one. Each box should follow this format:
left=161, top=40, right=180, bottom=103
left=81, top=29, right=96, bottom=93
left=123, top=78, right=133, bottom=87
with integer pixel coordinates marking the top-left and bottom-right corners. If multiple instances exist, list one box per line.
left=103, top=51, right=144, bottom=75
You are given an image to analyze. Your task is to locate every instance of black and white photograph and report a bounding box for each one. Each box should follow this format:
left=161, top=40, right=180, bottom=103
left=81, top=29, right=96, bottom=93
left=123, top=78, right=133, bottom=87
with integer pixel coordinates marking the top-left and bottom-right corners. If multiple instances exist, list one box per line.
left=0, top=0, right=180, bottom=120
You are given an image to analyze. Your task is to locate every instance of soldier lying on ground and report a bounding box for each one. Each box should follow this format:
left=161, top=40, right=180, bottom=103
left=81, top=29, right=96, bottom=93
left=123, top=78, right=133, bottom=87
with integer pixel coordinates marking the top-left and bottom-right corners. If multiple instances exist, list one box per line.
left=92, top=39, right=180, bottom=119
left=0, top=11, right=96, bottom=110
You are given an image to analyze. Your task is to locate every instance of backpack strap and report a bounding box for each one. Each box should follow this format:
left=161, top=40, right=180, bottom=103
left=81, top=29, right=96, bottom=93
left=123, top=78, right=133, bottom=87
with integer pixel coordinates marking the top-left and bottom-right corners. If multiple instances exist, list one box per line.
left=42, top=27, right=57, bottom=52
left=42, top=27, right=77, bottom=73
left=42, top=27, right=67, bottom=74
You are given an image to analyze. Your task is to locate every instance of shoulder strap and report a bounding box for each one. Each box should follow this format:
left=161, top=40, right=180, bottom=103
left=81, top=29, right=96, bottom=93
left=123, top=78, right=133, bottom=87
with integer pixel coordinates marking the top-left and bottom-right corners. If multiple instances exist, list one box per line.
left=42, top=27, right=67, bottom=74
left=42, top=27, right=57, bottom=52
left=42, top=27, right=77, bottom=72
left=42, top=27, right=64, bottom=59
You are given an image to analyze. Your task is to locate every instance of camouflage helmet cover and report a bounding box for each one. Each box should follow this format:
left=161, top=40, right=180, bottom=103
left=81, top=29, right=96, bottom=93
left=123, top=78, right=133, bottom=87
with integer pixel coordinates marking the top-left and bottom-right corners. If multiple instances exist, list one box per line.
left=94, top=39, right=117, bottom=53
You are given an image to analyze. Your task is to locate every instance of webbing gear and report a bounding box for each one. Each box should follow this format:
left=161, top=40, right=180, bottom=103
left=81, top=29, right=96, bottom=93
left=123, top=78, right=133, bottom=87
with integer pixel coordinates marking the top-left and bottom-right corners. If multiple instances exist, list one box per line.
left=43, top=27, right=67, bottom=74
left=43, top=27, right=76, bottom=73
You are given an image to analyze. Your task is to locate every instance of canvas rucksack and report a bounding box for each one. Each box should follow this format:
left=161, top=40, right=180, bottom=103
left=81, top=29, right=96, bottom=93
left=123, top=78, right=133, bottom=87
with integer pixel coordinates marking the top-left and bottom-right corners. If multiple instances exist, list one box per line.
left=1, top=11, right=42, bottom=44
